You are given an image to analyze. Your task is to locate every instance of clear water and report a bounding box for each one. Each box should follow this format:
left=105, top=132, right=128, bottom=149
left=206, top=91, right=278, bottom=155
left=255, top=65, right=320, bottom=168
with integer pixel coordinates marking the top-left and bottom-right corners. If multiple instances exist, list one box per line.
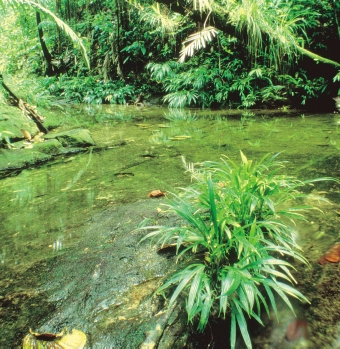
left=1, top=105, right=340, bottom=348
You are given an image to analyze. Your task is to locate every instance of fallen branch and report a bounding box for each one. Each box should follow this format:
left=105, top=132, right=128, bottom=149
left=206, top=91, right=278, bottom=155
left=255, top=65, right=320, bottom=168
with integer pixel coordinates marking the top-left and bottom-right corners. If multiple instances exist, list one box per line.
left=0, top=74, right=48, bottom=134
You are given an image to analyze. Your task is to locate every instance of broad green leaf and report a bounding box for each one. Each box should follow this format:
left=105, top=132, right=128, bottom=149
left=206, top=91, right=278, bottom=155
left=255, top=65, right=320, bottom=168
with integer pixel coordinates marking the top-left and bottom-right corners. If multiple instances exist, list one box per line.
left=276, top=281, right=310, bottom=303
left=260, top=267, right=293, bottom=282
left=221, top=270, right=241, bottom=296
left=208, top=178, right=219, bottom=241
left=242, top=281, right=255, bottom=311
left=238, top=285, right=251, bottom=313
left=165, top=264, right=205, bottom=307
left=197, top=283, right=213, bottom=331
left=263, top=196, right=275, bottom=213
left=220, top=269, right=241, bottom=315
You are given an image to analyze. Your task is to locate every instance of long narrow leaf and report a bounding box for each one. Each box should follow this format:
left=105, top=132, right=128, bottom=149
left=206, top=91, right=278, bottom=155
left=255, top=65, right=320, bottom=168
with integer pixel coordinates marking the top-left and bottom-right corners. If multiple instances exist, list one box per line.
left=208, top=178, right=219, bottom=242
left=230, top=312, right=237, bottom=349
left=233, top=300, right=252, bottom=349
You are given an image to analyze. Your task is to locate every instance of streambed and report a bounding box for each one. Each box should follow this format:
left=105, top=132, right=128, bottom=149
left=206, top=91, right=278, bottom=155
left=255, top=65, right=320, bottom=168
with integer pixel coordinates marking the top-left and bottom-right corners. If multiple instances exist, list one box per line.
left=1, top=105, right=340, bottom=348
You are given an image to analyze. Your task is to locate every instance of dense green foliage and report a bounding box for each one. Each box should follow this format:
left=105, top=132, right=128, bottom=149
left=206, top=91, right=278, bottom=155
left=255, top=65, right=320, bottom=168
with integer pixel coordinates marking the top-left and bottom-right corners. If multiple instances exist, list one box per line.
left=0, top=0, right=340, bottom=109
left=140, top=152, right=333, bottom=348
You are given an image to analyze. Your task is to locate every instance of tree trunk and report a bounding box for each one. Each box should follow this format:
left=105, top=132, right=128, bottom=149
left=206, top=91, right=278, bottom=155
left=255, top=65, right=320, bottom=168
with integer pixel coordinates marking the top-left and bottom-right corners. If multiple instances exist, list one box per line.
left=332, top=0, right=340, bottom=41
left=36, top=11, right=54, bottom=76
left=55, top=0, right=62, bottom=54
left=109, top=0, right=126, bottom=81
left=297, top=46, right=340, bottom=68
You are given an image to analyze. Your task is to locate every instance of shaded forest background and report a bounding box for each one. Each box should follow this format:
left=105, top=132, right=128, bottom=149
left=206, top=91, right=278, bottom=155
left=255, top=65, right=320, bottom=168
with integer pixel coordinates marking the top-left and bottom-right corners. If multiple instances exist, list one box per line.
left=0, top=0, right=340, bottom=110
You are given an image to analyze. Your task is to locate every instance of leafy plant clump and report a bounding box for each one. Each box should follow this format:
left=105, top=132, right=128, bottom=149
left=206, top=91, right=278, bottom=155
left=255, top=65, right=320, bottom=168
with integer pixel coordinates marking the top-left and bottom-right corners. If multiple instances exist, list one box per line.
left=140, top=151, right=334, bottom=349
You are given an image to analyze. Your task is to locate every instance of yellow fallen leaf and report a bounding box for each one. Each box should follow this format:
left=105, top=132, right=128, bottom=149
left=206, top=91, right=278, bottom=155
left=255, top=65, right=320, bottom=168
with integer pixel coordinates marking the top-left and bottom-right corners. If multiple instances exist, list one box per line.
left=56, top=329, right=86, bottom=349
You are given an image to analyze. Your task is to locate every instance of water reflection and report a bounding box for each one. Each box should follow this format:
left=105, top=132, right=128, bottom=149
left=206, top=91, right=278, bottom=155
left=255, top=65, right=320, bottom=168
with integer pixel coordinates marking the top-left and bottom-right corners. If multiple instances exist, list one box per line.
left=0, top=107, right=339, bottom=272
left=0, top=150, right=98, bottom=268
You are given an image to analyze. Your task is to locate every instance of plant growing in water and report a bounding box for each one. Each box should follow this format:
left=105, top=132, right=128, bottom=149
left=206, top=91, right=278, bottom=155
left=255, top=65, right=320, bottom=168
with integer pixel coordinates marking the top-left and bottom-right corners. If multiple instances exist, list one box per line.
left=140, top=152, right=334, bottom=348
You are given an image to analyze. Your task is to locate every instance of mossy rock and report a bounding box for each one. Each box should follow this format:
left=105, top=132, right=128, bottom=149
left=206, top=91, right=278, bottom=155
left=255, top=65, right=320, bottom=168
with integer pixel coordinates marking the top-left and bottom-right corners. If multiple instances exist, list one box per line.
left=0, top=148, right=51, bottom=173
left=38, top=108, right=62, bottom=130
left=0, top=105, right=39, bottom=141
left=44, top=128, right=95, bottom=147
left=32, top=139, right=64, bottom=155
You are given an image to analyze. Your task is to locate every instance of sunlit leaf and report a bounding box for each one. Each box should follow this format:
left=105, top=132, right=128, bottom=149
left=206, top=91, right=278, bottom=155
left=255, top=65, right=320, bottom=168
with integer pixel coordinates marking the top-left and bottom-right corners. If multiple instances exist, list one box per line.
left=56, top=329, right=86, bottom=349
left=22, top=329, right=86, bottom=349
left=179, top=26, right=218, bottom=63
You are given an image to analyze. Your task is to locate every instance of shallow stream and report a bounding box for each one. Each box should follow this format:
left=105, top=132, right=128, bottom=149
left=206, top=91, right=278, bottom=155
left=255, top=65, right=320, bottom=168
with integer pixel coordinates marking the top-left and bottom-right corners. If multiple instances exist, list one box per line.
left=1, top=105, right=340, bottom=348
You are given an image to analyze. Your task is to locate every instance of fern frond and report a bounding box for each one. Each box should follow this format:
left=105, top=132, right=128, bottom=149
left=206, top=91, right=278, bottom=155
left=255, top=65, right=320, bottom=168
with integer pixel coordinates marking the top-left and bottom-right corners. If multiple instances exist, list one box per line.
left=179, top=26, right=218, bottom=63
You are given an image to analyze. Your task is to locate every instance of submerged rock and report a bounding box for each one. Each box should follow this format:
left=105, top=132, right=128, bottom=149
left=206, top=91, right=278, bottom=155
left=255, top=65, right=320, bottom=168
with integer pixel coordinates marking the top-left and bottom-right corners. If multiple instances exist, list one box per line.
left=15, top=200, right=190, bottom=349
left=44, top=128, right=95, bottom=147
left=0, top=127, right=95, bottom=178
left=0, top=148, right=51, bottom=176
left=32, top=139, right=64, bottom=155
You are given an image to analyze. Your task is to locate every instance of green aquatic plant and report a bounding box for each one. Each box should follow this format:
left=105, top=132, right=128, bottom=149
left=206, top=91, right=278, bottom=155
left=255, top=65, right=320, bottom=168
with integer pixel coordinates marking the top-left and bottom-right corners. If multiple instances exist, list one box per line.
left=140, top=151, right=334, bottom=349
left=149, top=130, right=170, bottom=144
left=164, top=109, right=198, bottom=122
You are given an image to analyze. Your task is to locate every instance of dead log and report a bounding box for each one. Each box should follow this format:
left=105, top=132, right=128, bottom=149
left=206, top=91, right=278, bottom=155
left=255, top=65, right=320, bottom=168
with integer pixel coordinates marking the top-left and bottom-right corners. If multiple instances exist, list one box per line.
left=0, top=74, right=48, bottom=134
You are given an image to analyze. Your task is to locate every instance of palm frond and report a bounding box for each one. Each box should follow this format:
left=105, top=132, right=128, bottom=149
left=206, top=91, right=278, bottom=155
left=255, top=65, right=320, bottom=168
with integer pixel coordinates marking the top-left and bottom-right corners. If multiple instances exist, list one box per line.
left=163, top=90, right=199, bottom=108
left=179, top=26, right=218, bottom=63
left=140, top=2, right=181, bottom=36
left=146, top=61, right=179, bottom=81
left=1, top=0, right=90, bottom=69
left=192, top=0, right=212, bottom=12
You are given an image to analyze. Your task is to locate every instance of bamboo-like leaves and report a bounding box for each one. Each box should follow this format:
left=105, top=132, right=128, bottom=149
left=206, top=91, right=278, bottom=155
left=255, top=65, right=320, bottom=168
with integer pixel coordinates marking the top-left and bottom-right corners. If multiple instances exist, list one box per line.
left=231, top=300, right=252, bottom=349
left=220, top=269, right=241, bottom=316
left=139, top=152, right=335, bottom=348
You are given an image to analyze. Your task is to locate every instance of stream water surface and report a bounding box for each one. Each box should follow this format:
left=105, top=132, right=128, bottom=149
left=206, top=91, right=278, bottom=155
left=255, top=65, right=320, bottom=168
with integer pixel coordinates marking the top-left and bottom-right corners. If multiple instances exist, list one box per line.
left=1, top=105, right=340, bottom=348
